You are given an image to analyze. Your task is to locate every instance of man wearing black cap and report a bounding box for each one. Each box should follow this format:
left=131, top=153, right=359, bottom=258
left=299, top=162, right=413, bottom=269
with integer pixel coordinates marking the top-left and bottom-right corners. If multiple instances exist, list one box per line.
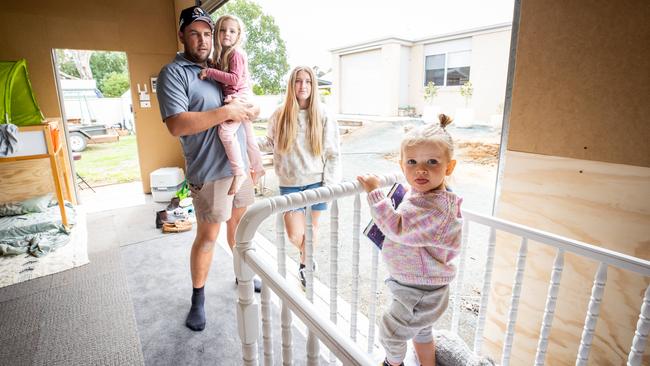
left=157, top=6, right=259, bottom=332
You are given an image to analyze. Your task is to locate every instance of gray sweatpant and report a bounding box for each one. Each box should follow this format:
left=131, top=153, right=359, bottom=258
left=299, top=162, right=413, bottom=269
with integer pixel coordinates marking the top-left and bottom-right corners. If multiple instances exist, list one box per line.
left=379, top=278, right=449, bottom=364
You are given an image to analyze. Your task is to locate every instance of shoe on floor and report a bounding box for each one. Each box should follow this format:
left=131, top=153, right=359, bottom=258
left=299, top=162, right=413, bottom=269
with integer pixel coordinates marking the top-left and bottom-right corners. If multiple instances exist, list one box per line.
left=166, top=196, right=180, bottom=211
left=162, top=219, right=192, bottom=233
left=155, top=210, right=168, bottom=229
left=298, top=261, right=316, bottom=288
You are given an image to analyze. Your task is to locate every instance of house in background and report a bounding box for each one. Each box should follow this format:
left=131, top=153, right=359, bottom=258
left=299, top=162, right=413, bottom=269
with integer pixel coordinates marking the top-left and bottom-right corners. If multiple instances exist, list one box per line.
left=330, top=23, right=511, bottom=126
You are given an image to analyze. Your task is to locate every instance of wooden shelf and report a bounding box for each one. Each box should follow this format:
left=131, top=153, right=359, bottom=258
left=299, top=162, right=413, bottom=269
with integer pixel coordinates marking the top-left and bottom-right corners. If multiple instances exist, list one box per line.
left=0, top=118, right=75, bottom=227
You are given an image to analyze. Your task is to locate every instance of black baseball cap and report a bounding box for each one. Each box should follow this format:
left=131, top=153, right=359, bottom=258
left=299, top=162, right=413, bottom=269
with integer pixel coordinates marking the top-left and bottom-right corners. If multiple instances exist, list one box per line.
left=179, top=6, right=214, bottom=32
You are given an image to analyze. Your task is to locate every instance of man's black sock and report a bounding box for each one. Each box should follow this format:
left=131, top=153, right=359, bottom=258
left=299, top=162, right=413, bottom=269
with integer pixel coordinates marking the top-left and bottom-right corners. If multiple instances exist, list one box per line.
left=185, top=286, right=206, bottom=331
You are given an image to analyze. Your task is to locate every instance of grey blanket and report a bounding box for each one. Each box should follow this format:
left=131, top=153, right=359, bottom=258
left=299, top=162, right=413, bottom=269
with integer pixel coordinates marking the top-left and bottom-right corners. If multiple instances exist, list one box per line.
left=434, top=330, right=496, bottom=366
left=0, top=203, right=75, bottom=257
left=0, top=123, right=19, bottom=156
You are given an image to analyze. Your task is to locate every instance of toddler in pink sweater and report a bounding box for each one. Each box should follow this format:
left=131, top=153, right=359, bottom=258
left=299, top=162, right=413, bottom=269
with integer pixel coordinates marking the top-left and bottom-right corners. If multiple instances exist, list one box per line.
left=199, top=14, right=264, bottom=195
left=357, top=114, right=463, bottom=366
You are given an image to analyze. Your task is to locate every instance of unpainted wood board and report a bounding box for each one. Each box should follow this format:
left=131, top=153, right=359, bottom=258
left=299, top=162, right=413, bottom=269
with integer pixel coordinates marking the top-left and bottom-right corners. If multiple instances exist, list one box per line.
left=508, top=0, right=650, bottom=167
left=0, top=159, right=54, bottom=203
left=483, top=151, right=650, bottom=365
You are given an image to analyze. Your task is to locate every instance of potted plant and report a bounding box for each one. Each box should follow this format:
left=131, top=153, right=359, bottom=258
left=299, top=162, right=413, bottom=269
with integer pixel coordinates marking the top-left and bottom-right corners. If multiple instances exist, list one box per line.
left=455, top=81, right=475, bottom=127
left=422, top=81, right=440, bottom=123
left=460, top=81, right=473, bottom=107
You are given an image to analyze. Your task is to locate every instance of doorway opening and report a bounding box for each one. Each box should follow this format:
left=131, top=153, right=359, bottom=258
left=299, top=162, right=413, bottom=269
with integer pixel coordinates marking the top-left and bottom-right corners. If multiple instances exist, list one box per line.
left=53, top=49, right=142, bottom=209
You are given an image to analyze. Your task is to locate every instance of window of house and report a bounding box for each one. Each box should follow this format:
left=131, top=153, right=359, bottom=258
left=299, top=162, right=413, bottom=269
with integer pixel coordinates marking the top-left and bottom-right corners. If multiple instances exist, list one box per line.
left=424, top=50, right=471, bottom=86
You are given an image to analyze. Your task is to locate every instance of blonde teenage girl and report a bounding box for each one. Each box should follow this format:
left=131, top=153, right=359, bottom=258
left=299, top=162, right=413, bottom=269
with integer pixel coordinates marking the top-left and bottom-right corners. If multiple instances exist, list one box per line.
left=357, top=114, right=463, bottom=366
left=259, top=66, right=341, bottom=287
left=199, top=14, right=264, bottom=195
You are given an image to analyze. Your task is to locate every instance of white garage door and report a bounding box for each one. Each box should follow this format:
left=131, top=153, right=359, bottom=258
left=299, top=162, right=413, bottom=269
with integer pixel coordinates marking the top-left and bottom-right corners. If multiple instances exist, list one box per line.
left=340, top=50, right=382, bottom=115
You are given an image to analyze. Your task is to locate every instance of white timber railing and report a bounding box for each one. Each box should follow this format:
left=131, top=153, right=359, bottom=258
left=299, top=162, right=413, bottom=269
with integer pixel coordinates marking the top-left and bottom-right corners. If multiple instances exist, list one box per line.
left=234, top=175, right=650, bottom=365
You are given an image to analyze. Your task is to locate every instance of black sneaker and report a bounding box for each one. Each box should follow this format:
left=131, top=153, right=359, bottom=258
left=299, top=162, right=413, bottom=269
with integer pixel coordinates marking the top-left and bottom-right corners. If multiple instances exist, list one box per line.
left=155, top=210, right=168, bottom=229
left=298, top=262, right=317, bottom=288
left=298, top=264, right=307, bottom=288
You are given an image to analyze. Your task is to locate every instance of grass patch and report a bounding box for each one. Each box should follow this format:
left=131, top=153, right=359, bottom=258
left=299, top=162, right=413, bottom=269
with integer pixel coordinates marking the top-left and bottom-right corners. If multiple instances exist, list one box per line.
left=74, top=135, right=141, bottom=186
left=252, top=120, right=267, bottom=137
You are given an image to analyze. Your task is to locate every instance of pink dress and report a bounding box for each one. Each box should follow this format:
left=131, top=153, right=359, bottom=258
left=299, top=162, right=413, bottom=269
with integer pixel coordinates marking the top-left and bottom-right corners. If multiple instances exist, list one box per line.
left=203, top=49, right=263, bottom=178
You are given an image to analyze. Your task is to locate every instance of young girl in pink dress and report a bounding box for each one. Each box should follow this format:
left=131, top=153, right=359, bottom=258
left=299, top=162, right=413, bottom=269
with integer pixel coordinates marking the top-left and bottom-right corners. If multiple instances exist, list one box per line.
left=199, top=14, right=264, bottom=195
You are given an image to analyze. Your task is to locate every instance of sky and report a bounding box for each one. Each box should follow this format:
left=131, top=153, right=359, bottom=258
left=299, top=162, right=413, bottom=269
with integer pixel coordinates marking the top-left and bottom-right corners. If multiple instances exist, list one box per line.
left=253, top=0, right=515, bottom=72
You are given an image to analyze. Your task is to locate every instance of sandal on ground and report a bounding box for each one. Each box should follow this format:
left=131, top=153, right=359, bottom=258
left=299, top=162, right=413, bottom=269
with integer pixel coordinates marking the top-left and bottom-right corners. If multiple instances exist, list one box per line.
left=162, top=220, right=192, bottom=233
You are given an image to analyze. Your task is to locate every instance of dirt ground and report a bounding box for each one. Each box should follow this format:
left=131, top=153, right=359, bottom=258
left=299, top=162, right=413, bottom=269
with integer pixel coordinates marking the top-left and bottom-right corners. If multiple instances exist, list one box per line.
left=383, top=140, right=499, bottom=166
left=254, top=120, right=501, bottom=347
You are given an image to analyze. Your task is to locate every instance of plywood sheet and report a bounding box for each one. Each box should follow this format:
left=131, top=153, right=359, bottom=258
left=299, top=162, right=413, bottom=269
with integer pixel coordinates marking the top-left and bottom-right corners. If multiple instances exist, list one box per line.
left=0, top=159, right=55, bottom=203
left=508, top=0, right=650, bottom=167
left=484, top=151, right=650, bottom=364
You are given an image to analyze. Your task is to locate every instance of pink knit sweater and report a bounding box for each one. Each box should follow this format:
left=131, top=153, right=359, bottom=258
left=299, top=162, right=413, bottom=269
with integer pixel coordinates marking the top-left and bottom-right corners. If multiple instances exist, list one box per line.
left=204, top=48, right=250, bottom=97
left=367, top=187, right=463, bottom=286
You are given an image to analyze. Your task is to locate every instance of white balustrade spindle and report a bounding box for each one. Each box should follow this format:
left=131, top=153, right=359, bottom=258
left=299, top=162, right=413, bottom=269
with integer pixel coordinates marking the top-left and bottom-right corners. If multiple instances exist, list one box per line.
left=534, top=249, right=565, bottom=365
left=235, top=242, right=259, bottom=366
left=276, top=213, right=293, bottom=365
left=368, top=244, right=380, bottom=353
left=261, top=282, right=273, bottom=365
left=474, top=227, right=497, bottom=353
left=501, top=237, right=528, bottom=366
left=451, top=219, right=470, bottom=333
left=627, top=285, right=650, bottom=366
left=350, top=193, right=361, bottom=341
left=576, top=263, right=608, bottom=366
left=329, top=199, right=340, bottom=365
left=305, top=207, right=319, bottom=365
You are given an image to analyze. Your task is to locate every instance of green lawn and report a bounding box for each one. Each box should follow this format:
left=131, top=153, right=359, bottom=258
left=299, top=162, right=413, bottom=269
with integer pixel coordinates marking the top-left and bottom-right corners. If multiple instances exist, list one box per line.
left=252, top=120, right=267, bottom=137
left=74, top=135, right=141, bottom=186
left=74, top=124, right=267, bottom=187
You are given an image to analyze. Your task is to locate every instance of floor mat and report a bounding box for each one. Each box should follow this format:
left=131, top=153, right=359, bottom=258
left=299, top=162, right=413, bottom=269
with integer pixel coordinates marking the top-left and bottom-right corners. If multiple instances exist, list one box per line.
left=0, top=206, right=89, bottom=288
left=121, top=231, right=320, bottom=365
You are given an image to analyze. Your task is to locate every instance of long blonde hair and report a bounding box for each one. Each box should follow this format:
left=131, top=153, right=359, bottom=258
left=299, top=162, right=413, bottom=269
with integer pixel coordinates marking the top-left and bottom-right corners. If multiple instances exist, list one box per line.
left=275, top=66, right=323, bottom=156
left=213, top=15, right=245, bottom=72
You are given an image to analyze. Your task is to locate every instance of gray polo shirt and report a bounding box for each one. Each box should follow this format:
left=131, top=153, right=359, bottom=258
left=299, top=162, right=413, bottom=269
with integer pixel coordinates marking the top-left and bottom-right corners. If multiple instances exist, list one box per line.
left=157, top=53, right=247, bottom=185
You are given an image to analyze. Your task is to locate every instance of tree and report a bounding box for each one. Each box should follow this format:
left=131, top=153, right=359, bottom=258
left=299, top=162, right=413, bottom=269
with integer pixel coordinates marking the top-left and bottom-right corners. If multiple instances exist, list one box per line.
left=101, top=72, right=130, bottom=97
left=55, top=49, right=81, bottom=79
left=54, top=49, right=92, bottom=79
left=214, top=0, right=289, bottom=95
left=90, top=51, right=128, bottom=89
left=71, top=50, right=94, bottom=80
left=55, top=50, right=130, bottom=96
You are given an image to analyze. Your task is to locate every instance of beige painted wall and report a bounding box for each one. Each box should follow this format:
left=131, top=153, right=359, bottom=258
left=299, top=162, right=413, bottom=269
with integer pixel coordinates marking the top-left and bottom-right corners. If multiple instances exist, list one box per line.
left=333, top=41, right=410, bottom=117
left=381, top=43, right=403, bottom=116
left=0, top=0, right=187, bottom=193
left=470, top=30, right=511, bottom=122
left=489, top=0, right=650, bottom=364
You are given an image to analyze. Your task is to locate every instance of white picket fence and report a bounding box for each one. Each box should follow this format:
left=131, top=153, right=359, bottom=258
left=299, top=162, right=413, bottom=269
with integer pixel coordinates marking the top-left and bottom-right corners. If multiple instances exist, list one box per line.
left=234, top=175, right=650, bottom=365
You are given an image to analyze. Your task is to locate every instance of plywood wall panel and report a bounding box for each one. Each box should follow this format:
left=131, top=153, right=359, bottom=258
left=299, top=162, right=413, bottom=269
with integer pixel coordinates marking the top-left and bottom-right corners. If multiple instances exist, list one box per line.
left=0, top=160, right=55, bottom=203
left=508, top=0, right=650, bottom=167
left=485, top=151, right=650, bottom=364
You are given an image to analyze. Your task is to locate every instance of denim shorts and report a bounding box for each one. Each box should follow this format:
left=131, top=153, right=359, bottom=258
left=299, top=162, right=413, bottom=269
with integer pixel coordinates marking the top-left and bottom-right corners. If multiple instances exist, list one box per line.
left=279, top=182, right=327, bottom=212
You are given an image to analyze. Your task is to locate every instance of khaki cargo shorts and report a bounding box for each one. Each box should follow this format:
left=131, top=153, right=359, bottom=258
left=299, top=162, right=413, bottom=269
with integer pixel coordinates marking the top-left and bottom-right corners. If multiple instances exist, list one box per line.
left=189, top=176, right=255, bottom=223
